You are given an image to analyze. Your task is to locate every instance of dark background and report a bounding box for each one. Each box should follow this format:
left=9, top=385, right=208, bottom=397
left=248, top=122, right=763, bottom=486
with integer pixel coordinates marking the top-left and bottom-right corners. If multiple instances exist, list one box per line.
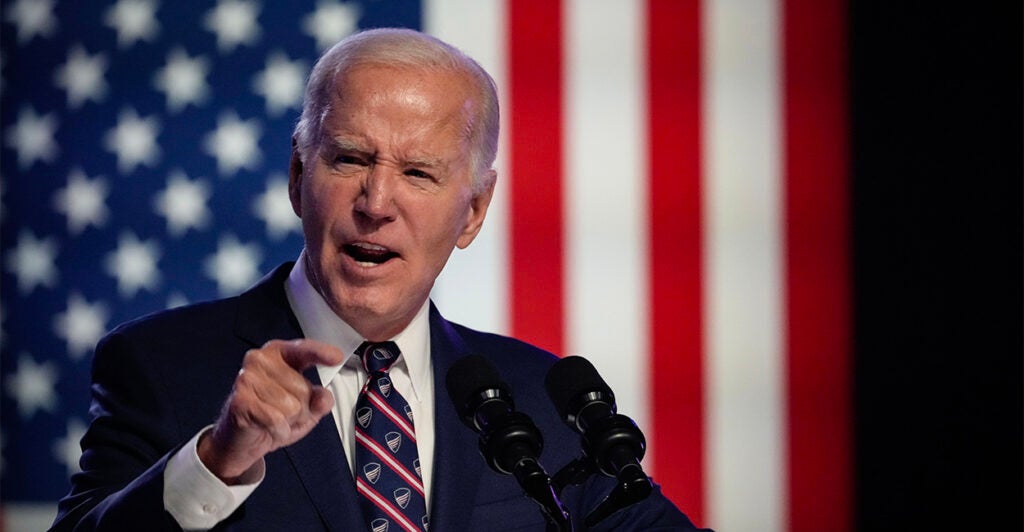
left=851, top=2, right=1022, bottom=529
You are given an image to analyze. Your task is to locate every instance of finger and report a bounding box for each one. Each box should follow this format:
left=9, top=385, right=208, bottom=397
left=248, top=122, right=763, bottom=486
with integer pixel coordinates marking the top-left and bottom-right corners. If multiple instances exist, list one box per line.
left=308, top=386, right=335, bottom=418
left=229, top=376, right=294, bottom=444
left=246, top=375, right=305, bottom=420
left=268, top=338, right=346, bottom=371
left=237, top=350, right=334, bottom=423
left=241, top=347, right=317, bottom=404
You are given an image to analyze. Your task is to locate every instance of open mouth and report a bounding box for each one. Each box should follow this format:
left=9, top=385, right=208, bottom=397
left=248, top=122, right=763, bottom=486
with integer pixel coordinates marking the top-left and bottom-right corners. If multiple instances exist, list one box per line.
left=343, top=242, right=399, bottom=265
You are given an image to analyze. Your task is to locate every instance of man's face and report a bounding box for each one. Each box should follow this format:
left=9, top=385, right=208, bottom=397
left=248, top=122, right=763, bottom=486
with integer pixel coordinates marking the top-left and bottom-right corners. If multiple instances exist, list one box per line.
left=289, top=64, right=494, bottom=341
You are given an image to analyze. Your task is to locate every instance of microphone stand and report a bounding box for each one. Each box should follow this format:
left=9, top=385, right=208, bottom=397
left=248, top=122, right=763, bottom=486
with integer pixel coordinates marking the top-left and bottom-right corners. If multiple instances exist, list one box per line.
left=512, top=457, right=573, bottom=532
left=479, top=412, right=573, bottom=531
left=550, top=411, right=653, bottom=527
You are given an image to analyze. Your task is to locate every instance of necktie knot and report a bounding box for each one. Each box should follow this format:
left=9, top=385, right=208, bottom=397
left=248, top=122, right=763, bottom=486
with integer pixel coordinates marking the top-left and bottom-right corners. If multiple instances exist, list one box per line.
left=358, top=341, right=400, bottom=374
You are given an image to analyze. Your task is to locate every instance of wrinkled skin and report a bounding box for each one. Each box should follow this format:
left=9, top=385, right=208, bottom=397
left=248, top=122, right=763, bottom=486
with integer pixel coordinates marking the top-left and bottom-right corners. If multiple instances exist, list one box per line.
left=198, top=64, right=495, bottom=482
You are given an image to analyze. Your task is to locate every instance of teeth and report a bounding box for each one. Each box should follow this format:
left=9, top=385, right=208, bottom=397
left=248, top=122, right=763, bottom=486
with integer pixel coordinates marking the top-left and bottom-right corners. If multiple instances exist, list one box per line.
left=345, top=242, right=396, bottom=266
left=352, top=242, right=389, bottom=252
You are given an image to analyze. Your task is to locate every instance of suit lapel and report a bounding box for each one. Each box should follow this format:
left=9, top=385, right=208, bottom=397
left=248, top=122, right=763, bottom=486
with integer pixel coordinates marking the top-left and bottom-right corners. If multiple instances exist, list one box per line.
left=284, top=393, right=365, bottom=531
left=233, top=263, right=304, bottom=346
left=233, top=263, right=363, bottom=530
left=426, top=305, right=487, bottom=531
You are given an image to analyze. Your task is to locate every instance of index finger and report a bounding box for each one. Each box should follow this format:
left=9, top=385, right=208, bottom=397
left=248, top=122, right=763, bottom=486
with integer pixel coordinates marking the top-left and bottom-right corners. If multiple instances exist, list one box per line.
left=266, top=339, right=347, bottom=371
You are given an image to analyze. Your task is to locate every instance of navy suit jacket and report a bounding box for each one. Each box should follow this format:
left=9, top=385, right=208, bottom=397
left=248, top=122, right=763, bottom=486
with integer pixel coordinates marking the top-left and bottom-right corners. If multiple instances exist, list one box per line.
left=52, top=263, right=705, bottom=531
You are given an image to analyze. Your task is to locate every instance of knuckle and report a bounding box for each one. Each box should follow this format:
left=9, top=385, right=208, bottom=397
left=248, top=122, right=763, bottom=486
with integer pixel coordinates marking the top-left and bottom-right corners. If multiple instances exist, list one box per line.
left=281, top=396, right=302, bottom=418
left=242, top=348, right=265, bottom=367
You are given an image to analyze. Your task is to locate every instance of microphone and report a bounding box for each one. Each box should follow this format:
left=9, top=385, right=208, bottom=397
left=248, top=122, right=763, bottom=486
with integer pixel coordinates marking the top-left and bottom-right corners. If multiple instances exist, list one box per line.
left=445, top=354, right=543, bottom=475
left=446, top=355, right=571, bottom=530
left=545, top=356, right=652, bottom=525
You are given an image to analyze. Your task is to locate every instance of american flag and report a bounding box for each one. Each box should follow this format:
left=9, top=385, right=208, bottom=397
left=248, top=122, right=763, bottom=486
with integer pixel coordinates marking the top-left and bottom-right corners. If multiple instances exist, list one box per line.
left=0, top=1, right=850, bottom=531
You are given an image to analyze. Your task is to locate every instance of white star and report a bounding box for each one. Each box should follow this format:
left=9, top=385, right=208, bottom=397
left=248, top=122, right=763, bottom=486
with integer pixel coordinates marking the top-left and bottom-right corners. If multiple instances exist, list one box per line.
left=104, top=231, right=162, bottom=298
left=53, top=293, right=109, bottom=360
left=166, top=292, right=189, bottom=309
left=5, top=230, right=59, bottom=294
left=53, top=168, right=110, bottom=234
left=153, top=170, right=212, bottom=236
left=104, top=108, right=161, bottom=174
left=5, top=106, right=59, bottom=169
left=204, top=0, right=261, bottom=53
left=5, top=353, right=59, bottom=419
left=53, top=418, right=87, bottom=477
left=105, top=0, right=160, bottom=49
left=303, top=0, right=360, bottom=51
left=5, top=0, right=58, bottom=44
left=203, top=111, right=262, bottom=177
left=153, top=48, right=210, bottom=113
left=253, top=174, right=300, bottom=240
left=54, top=44, right=109, bottom=108
left=252, top=51, right=307, bottom=116
left=204, top=235, right=262, bottom=296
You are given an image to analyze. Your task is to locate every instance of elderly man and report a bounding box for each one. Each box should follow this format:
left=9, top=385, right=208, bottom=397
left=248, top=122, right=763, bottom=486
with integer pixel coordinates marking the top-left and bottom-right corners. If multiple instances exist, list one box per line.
left=52, top=28, right=704, bottom=531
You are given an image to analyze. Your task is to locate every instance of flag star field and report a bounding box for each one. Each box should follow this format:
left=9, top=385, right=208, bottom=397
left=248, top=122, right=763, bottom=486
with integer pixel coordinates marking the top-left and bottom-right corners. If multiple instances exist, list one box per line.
left=0, top=0, right=420, bottom=507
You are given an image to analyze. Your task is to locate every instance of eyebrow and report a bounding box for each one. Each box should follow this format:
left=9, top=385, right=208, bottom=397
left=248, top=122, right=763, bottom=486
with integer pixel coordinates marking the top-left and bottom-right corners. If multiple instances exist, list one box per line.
left=327, top=136, right=369, bottom=154
left=327, top=136, right=446, bottom=169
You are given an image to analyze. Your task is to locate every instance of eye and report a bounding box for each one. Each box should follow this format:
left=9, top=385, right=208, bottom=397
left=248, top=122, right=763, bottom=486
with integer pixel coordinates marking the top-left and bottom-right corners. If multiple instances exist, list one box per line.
left=335, top=154, right=367, bottom=166
left=404, top=168, right=434, bottom=180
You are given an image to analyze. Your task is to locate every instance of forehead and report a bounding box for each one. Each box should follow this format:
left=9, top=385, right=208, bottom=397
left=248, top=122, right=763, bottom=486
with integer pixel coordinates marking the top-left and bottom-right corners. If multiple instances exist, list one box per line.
left=320, top=65, right=477, bottom=163
left=331, top=64, right=474, bottom=121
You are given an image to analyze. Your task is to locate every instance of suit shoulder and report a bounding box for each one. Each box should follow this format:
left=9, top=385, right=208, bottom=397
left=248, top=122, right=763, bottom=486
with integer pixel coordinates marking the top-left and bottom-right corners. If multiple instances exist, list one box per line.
left=103, top=296, right=242, bottom=346
left=443, top=321, right=561, bottom=383
left=102, top=262, right=293, bottom=347
left=447, top=322, right=557, bottom=359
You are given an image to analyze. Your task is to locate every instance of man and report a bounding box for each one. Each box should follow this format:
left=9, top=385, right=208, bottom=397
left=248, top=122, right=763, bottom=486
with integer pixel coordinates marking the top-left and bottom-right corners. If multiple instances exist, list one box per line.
left=52, top=28, right=705, bottom=531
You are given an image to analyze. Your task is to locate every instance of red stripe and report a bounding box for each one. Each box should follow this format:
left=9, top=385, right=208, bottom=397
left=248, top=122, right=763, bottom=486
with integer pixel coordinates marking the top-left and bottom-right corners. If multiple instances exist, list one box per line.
left=367, top=390, right=417, bottom=441
left=783, top=0, right=852, bottom=530
left=646, top=0, right=705, bottom=525
left=356, top=478, right=423, bottom=532
left=507, top=0, right=565, bottom=355
left=355, top=428, right=425, bottom=495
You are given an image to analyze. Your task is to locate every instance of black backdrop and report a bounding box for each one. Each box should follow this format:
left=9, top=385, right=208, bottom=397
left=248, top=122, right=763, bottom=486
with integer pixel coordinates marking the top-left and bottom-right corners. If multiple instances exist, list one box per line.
left=851, top=2, right=1022, bottom=529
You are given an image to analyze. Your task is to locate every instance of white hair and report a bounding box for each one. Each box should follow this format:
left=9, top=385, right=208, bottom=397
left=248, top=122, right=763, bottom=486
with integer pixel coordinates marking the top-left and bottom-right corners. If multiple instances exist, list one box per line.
left=293, top=28, right=499, bottom=192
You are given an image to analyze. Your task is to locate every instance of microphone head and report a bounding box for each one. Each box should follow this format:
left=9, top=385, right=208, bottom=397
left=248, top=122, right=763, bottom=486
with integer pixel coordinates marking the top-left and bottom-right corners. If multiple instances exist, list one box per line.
left=544, top=356, right=615, bottom=425
left=445, top=354, right=511, bottom=425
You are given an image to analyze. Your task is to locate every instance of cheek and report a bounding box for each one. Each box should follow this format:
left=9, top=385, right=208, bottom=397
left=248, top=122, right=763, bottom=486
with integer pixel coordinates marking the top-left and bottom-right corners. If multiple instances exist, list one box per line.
left=303, top=177, right=349, bottom=226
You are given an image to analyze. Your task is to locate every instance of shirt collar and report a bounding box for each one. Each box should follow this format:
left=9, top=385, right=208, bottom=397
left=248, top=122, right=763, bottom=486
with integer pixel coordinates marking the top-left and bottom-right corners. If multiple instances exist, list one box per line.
left=284, top=251, right=432, bottom=401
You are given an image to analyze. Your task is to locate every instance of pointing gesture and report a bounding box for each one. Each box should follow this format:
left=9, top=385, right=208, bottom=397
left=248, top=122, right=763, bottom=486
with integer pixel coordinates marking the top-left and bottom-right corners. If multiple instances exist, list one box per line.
left=198, top=339, right=345, bottom=483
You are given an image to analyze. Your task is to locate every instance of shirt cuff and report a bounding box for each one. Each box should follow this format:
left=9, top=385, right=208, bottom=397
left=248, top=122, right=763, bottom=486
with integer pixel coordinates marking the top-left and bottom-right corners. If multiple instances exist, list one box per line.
left=163, top=426, right=265, bottom=531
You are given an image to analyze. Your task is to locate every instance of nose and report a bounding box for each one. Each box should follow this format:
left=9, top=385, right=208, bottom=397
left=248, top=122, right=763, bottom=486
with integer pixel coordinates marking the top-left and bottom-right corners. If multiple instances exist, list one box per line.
left=355, top=164, right=397, bottom=222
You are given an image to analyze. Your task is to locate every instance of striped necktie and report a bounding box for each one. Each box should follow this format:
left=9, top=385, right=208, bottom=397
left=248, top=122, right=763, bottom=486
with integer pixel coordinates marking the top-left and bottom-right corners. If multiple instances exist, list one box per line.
left=354, top=341, right=429, bottom=532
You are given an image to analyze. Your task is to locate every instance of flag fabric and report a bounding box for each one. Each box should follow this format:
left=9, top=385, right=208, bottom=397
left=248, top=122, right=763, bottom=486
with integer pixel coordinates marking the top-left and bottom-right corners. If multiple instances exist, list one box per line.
left=0, top=1, right=850, bottom=531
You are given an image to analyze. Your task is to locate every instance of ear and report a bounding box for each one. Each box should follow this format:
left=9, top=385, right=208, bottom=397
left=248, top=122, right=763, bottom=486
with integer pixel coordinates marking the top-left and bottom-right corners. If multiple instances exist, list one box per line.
left=456, top=170, right=497, bottom=250
left=288, top=138, right=304, bottom=217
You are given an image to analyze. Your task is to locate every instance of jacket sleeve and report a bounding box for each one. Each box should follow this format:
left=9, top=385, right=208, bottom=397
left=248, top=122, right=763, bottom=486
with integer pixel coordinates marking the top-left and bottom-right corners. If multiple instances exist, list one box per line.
left=49, top=329, right=187, bottom=531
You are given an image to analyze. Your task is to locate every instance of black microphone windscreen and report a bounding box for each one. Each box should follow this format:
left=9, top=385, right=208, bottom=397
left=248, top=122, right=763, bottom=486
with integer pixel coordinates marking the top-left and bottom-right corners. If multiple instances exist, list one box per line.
left=445, top=354, right=507, bottom=418
left=544, top=356, right=614, bottom=421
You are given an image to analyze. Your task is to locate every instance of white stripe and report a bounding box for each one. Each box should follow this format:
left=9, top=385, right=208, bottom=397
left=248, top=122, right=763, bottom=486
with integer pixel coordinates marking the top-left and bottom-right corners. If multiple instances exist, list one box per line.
left=368, top=391, right=416, bottom=440
left=565, top=0, right=650, bottom=446
left=356, top=479, right=422, bottom=532
left=356, top=429, right=426, bottom=494
left=426, top=0, right=510, bottom=335
left=705, top=0, right=785, bottom=530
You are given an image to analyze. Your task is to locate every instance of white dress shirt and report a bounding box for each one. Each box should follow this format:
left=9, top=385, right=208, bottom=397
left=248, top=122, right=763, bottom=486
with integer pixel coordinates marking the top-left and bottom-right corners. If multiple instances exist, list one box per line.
left=164, top=253, right=435, bottom=530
